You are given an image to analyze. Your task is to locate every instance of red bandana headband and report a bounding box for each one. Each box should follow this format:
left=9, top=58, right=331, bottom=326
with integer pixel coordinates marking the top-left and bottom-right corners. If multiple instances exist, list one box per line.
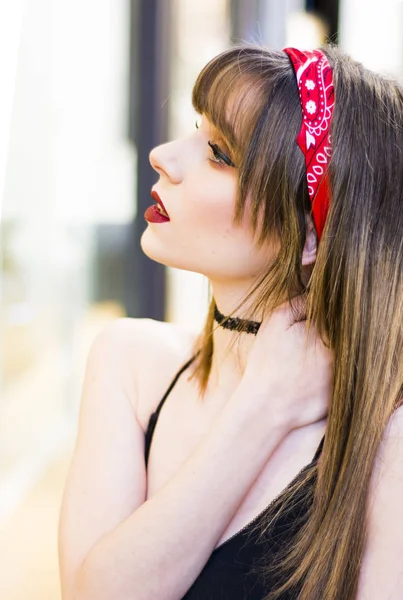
left=283, top=48, right=335, bottom=240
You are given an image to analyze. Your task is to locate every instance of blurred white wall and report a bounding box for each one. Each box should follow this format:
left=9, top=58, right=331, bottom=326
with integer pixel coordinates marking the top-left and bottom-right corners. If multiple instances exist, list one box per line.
left=0, top=1, right=24, bottom=218
left=340, top=0, right=403, bottom=75
left=0, top=0, right=25, bottom=400
left=3, top=0, right=134, bottom=226
left=0, top=0, right=133, bottom=520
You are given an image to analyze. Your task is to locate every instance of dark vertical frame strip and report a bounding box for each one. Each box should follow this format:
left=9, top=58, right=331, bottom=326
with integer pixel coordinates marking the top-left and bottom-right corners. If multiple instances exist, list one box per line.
left=308, top=0, right=339, bottom=43
left=126, top=0, right=172, bottom=319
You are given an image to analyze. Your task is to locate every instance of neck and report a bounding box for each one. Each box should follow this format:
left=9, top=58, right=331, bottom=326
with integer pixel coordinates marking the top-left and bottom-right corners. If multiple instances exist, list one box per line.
left=207, top=279, right=263, bottom=395
left=202, top=267, right=311, bottom=399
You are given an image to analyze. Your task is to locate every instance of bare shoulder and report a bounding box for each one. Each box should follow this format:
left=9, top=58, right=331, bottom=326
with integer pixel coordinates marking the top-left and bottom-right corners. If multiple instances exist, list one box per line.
left=385, top=403, right=403, bottom=436
left=370, top=405, right=403, bottom=483
left=90, top=317, right=199, bottom=428
left=356, top=405, right=403, bottom=598
left=376, top=404, right=403, bottom=459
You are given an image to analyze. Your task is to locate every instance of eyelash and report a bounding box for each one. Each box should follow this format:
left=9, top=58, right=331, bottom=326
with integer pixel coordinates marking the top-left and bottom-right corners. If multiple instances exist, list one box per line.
left=195, top=120, right=235, bottom=168
left=208, top=141, right=235, bottom=167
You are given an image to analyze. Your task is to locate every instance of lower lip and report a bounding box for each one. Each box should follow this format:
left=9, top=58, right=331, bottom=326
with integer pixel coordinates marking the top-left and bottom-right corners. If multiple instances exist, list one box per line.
left=144, top=204, right=170, bottom=223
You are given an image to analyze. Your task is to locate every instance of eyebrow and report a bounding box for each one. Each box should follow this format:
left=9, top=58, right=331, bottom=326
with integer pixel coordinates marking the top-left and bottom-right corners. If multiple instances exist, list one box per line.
left=198, top=115, right=237, bottom=157
left=215, top=136, right=232, bottom=155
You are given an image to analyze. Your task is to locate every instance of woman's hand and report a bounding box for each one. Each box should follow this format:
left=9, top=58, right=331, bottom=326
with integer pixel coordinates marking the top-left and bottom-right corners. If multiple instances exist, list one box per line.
left=232, top=297, right=333, bottom=433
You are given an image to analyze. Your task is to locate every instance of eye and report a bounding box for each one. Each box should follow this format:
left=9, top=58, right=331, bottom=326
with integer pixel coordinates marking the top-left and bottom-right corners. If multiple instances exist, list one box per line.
left=207, top=141, right=235, bottom=167
left=195, top=119, right=201, bottom=129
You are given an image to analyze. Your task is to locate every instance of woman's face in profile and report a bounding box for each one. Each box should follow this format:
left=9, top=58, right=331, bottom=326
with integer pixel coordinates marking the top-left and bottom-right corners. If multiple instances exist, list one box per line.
left=141, top=116, right=278, bottom=282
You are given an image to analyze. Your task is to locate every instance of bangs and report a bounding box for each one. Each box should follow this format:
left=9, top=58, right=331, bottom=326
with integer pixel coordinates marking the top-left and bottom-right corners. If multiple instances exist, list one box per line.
left=191, top=46, right=279, bottom=165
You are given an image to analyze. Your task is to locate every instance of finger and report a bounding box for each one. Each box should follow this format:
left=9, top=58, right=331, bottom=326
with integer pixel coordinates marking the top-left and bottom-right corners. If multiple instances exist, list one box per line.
left=289, top=295, right=307, bottom=325
left=260, top=296, right=307, bottom=332
left=277, top=296, right=307, bottom=327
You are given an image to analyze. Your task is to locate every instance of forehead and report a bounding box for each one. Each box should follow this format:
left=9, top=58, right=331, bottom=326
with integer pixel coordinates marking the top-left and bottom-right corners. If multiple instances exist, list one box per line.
left=195, top=76, right=266, bottom=157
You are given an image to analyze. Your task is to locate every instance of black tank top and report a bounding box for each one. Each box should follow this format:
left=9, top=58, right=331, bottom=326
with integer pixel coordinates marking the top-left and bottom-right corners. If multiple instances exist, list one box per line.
left=144, top=356, right=325, bottom=600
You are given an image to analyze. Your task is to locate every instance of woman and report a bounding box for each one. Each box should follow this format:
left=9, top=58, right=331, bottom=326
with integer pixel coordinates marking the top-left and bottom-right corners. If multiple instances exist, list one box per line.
left=58, top=45, right=403, bottom=600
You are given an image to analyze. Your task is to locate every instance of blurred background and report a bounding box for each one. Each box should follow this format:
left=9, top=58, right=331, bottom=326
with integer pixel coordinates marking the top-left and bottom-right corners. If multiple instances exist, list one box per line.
left=0, top=0, right=402, bottom=598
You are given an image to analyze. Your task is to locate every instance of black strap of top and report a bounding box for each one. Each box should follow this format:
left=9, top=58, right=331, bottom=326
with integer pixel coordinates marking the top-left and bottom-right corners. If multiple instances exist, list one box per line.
left=313, top=433, right=325, bottom=461
left=144, top=354, right=198, bottom=468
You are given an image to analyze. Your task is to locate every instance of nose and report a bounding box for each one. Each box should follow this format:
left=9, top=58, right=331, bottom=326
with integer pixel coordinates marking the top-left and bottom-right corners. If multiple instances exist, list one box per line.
left=149, top=140, right=183, bottom=184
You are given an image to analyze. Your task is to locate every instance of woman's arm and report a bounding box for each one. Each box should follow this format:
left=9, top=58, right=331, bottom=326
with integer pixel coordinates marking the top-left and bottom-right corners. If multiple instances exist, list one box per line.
left=356, top=407, right=403, bottom=600
left=58, top=320, right=148, bottom=600
left=75, top=387, right=288, bottom=600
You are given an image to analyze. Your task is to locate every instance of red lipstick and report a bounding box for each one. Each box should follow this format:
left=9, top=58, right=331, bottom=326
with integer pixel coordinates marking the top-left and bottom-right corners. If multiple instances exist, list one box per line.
left=145, top=190, right=170, bottom=223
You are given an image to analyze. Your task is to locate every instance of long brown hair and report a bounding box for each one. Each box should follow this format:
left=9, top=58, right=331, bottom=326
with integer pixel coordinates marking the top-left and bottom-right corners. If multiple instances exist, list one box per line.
left=190, top=45, right=403, bottom=599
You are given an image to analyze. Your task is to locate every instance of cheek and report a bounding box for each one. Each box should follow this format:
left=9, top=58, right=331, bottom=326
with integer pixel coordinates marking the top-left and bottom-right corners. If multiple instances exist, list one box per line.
left=177, top=177, right=268, bottom=275
left=180, top=171, right=238, bottom=236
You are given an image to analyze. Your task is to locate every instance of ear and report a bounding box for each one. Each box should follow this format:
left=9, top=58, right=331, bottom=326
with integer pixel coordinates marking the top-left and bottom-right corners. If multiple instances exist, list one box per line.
left=301, top=213, right=318, bottom=266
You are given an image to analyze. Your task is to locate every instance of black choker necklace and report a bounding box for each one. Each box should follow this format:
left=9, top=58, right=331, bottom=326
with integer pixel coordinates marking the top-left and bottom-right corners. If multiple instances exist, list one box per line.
left=213, top=304, right=261, bottom=335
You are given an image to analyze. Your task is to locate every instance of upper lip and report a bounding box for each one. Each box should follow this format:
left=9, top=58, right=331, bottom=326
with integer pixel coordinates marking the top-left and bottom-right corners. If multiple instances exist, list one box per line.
left=151, top=189, right=169, bottom=217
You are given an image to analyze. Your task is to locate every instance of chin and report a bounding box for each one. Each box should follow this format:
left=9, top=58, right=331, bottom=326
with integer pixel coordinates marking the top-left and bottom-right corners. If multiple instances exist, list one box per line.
left=140, top=227, right=242, bottom=278
left=140, top=227, right=188, bottom=270
left=140, top=229, right=169, bottom=265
